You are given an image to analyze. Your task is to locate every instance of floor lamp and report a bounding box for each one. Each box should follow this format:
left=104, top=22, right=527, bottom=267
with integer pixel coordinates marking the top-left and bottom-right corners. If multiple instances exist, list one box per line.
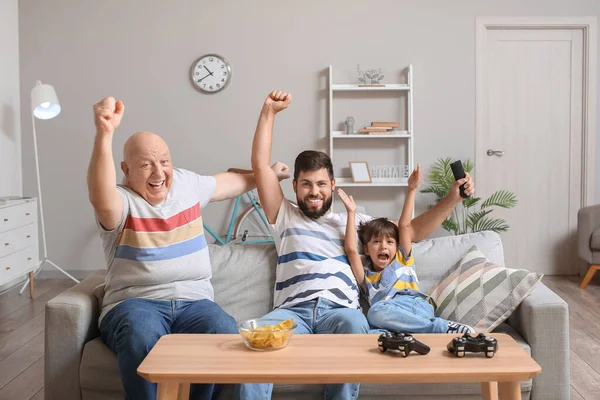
left=19, top=81, right=80, bottom=294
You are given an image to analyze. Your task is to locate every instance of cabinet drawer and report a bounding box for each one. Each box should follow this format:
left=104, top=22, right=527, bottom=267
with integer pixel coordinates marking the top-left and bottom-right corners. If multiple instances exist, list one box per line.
left=0, top=224, right=38, bottom=259
left=0, top=201, right=38, bottom=234
left=0, top=247, right=39, bottom=285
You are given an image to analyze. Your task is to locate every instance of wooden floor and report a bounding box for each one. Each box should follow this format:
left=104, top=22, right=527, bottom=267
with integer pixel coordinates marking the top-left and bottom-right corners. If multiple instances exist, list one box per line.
left=0, top=276, right=599, bottom=400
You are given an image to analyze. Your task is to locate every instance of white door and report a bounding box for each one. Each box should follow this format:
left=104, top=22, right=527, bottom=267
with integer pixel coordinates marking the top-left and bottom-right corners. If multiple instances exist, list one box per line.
left=477, top=27, right=586, bottom=275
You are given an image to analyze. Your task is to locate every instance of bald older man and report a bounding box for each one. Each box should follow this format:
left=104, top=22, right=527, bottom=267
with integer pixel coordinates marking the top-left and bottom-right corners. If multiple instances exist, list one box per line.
left=87, top=97, right=287, bottom=400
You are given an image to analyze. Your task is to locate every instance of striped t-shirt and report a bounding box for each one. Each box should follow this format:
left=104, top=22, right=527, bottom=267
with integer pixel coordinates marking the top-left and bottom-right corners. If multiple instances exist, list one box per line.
left=269, top=200, right=371, bottom=310
left=364, top=247, right=435, bottom=308
left=98, top=168, right=216, bottom=324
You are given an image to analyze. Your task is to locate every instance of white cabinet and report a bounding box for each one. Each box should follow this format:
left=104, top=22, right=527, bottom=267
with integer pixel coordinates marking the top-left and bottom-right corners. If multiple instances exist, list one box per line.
left=328, top=65, right=414, bottom=187
left=0, top=198, right=38, bottom=297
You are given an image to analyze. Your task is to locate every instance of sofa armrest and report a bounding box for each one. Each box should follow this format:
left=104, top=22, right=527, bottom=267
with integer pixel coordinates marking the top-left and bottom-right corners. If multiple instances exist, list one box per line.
left=45, top=271, right=105, bottom=400
left=507, top=282, right=569, bottom=400
left=578, top=204, right=600, bottom=263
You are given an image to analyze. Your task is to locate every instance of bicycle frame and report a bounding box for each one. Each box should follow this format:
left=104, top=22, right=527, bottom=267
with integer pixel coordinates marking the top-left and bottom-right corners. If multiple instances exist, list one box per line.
left=203, top=192, right=273, bottom=245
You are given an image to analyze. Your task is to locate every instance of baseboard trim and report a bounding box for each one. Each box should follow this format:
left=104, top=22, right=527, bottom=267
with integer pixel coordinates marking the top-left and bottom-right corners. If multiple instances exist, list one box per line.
left=0, top=275, right=28, bottom=295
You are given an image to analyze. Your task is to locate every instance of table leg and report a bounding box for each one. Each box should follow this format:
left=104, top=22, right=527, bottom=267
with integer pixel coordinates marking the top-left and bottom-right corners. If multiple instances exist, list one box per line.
left=499, top=381, right=521, bottom=400
left=177, top=383, right=190, bottom=400
left=481, top=382, right=499, bottom=400
left=28, top=272, right=34, bottom=298
left=157, top=382, right=180, bottom=400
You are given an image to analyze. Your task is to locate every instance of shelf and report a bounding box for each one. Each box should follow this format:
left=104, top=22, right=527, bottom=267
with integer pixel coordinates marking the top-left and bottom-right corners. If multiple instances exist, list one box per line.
left=335, top=177, right=409, bottom=187
left=332, top=130, right=411, bottom=138
left=332, top=84, right=410, bottom=92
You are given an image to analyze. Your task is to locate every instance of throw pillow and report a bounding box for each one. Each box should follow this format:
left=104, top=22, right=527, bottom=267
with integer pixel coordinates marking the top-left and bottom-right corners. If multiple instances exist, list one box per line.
left=428, top=245, right=543, bottom=332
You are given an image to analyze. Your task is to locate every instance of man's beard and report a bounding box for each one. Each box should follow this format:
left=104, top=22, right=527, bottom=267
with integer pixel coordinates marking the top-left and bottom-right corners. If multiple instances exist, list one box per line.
left=297, top=194, right=333, bottom=219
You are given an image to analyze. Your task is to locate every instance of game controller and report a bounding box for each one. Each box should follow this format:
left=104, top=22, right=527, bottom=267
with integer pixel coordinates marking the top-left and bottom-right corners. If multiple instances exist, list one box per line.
left=447, top=333, right=498, bottom=358
left=450, top=160, right=470, bottom=199
left=377, top=332, right=431, bottom=357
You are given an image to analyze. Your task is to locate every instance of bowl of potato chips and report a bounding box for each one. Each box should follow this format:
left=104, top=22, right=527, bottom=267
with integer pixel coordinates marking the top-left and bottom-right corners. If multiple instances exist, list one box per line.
left=237, top=318, right=297, bottom=351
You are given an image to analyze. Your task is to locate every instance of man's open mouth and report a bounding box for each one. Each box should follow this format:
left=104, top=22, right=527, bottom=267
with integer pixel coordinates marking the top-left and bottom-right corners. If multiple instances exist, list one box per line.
left=148, top=180, right=165, bottom=188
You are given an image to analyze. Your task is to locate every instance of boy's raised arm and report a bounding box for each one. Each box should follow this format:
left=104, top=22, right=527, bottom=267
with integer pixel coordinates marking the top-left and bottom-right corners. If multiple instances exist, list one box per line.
left=398, top=164, right=421, bottom=255
left=337, top=189, right=366, bottom=291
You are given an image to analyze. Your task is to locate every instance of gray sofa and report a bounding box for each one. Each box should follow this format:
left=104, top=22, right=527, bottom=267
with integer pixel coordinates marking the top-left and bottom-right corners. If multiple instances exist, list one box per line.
left=45, top=231, right=569, bottom=400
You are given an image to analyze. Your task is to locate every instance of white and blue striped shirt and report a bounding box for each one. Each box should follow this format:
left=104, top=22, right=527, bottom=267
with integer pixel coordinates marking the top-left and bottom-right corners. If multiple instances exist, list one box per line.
left=269, top=200, right=371, bottom=310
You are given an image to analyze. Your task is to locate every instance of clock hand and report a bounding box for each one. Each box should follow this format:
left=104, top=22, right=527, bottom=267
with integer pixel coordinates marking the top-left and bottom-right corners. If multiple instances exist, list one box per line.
left=203, top=66, right=214, bottom=76
left=198, top=73, right=212, bottom=82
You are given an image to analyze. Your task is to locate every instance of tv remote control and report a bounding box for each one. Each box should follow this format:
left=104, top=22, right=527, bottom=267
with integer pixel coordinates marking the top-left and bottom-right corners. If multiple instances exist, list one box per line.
left=450, top=160, right=470, bottom=198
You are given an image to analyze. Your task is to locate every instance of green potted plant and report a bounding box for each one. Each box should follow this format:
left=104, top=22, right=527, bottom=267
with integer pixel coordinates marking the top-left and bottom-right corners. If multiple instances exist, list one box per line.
left=421, top=157, right=517, bottom=235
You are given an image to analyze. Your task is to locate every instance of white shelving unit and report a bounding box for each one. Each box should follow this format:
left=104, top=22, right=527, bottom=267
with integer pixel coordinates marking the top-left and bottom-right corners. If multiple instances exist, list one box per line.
left=328, top=65, right=414, bottom=188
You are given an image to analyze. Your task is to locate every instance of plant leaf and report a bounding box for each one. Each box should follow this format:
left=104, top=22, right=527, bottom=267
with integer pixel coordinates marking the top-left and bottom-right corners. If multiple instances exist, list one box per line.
left=462, top=197, right=481, bottom=208
left=442, top=217, right=459, bottom=235
left=463, top=159, right=474, bottom=174
left=475, top=217, right=509, bottom=232
left=420, top=186, right=448, bottom=199
left=424, top=157, right=455, bottom=197
left=467, top=209, right=492, bottom=231
left=481, top=190, right=518, bottom=209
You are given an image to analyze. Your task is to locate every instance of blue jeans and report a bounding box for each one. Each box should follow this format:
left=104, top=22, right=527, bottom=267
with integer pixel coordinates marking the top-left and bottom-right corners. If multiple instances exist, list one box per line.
left=367, top=291, right=448, bottom=334
left=100, top=298, right=258, bottom=400
left=239, top=298, right=369, bottom=400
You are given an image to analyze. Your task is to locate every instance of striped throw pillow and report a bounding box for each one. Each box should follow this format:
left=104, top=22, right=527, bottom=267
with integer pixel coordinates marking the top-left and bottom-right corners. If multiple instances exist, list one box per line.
left=428, top=245, right=543, bottom=333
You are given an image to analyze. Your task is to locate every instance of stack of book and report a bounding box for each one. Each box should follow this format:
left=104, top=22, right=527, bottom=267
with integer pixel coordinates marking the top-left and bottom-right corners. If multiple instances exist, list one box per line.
left=358, top=121, right=400, bottom=134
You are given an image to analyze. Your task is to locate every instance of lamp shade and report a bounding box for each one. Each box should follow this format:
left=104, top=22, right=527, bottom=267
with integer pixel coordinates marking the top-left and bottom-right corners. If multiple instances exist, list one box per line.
left=31, top=80, right=61, bottom=120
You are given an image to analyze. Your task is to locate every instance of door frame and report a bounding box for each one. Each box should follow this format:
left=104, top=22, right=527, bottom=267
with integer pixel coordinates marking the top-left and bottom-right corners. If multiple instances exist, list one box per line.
left=476, top=17, right=597, bottom=275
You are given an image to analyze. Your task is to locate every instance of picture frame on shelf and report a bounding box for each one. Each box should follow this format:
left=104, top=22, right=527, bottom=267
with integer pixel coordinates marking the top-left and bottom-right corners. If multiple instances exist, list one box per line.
left=349, top=161, right=372, bottom=183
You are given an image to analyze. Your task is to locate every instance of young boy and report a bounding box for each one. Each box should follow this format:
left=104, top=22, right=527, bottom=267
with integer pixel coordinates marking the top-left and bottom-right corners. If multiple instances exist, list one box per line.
left=337, top=165, right=474, bottom=334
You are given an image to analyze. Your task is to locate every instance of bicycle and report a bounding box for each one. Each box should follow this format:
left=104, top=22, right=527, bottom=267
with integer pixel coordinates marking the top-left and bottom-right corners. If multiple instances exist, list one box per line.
left=203, top=169, right=274, bottom=245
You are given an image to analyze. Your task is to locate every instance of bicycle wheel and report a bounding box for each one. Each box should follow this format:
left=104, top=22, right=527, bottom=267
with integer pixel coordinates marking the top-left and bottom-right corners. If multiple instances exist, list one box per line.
left=233, top=206, right=273, bottom=244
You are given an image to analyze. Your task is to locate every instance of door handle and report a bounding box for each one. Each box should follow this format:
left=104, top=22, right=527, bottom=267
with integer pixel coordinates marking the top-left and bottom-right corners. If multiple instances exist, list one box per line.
left=487, top=149, right=506, bottom=157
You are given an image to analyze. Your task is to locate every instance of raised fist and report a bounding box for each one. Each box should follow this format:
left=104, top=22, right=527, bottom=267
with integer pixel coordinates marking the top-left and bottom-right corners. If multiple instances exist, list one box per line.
left=93, top=97, right=124, bottom=135
left=263, top=90, right=292, bottom=114
left=271, top=161, right=290, bottom=181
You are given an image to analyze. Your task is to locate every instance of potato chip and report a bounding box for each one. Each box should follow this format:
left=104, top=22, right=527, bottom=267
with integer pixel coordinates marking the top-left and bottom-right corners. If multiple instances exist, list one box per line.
left=242, top=318, right=295, bottom=349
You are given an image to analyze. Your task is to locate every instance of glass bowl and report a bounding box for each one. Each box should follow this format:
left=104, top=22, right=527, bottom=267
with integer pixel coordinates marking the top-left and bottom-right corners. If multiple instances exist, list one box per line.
left=237, top=318, right=297, bottom=351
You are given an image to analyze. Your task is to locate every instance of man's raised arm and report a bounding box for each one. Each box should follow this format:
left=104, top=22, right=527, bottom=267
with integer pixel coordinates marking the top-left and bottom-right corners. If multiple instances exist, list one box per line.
left=251, top=91, right=292, bottom=224
left=210, top=162, right=290, bottom=202
left=87, top=97, right=125, bottom=230
left=409, top=173, right=475, bottom=242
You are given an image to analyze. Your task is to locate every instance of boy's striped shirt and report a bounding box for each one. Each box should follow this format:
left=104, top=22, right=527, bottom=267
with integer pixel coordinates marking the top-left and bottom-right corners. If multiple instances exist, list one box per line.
left=364, top=248, right=435, bottom=308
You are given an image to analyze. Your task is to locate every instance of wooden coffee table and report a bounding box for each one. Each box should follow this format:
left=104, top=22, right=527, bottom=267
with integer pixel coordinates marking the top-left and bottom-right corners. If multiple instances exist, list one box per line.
left=138, top=333, right=540, bottom=400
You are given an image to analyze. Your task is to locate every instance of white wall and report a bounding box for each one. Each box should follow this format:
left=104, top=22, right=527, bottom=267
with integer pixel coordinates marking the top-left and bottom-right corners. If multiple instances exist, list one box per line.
left=17, top=0, right=600, bottom=275
left=0, top=0, right=21, bottom=197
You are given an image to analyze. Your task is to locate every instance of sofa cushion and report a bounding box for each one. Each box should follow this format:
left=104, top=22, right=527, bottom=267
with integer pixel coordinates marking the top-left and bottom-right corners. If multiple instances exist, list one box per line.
left=411, top=231, right=505, bottom=294
left=80, top=338, right=123, bottom=395
left=591, top=228, right=600, bottom=250
left=428, top=245, right=543, bottom=332
left=210, top=242, right=278, bottom=322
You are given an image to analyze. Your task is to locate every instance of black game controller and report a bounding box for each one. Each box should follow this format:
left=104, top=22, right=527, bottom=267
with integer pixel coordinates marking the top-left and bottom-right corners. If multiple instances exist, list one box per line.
left=447, top=333, right=498, bottom=358
left=450, top=160, right=470, bottom=199
left=377, top=332, right=431, bottom=357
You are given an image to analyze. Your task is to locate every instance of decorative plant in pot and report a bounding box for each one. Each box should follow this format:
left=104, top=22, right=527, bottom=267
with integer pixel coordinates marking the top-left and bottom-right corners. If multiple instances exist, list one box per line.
left=420, top=157, right=517, bottom=234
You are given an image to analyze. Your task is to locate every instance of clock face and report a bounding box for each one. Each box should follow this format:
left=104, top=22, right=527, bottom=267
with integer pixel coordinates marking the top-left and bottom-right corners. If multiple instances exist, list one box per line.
left=190, top=54, right=231, bottom=93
